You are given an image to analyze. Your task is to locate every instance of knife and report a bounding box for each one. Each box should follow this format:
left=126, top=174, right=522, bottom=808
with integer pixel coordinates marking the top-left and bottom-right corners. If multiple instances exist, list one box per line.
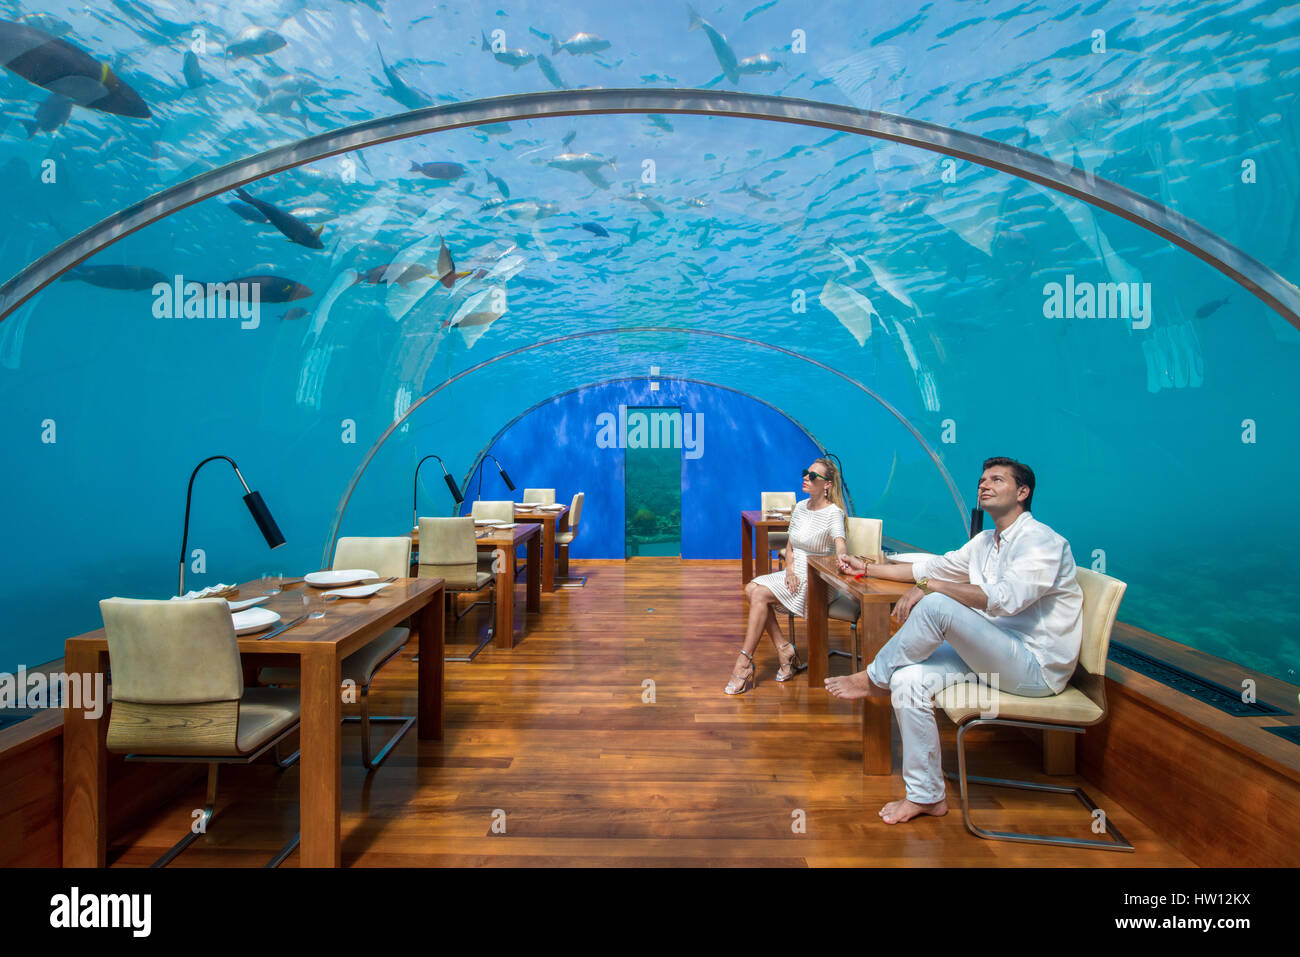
left=258, top=613, right=309, bottom=641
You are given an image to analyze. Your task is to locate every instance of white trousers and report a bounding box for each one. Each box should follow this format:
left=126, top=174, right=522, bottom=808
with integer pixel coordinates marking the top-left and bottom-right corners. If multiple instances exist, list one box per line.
left=864, top=593, right=1054, bottom=804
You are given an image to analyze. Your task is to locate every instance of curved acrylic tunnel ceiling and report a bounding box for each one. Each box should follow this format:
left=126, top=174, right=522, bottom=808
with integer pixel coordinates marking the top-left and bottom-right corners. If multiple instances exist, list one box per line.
left=3, top=89, right=1299, bottom=328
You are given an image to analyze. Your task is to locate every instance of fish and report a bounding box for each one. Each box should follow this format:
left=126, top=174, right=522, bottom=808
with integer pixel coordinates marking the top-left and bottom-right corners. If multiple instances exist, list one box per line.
left=182, top=51, right=206, bottom=89
left=561, top=130, right=576, bottom=148
left=688, top=197, right=710, bottom=208
left=480, top=30, right=534, bottom=69
left=648, top=114, right=673, bottom=132
left=0, top=19, right=151, bottom=118
left=376, top=45, right=433, bottom=109
left=21, top=93, right=72, bottom=138
left=281, top=307, right=310, bottom=321
left=737, top=53, right=782, bottom=74
left=741, top=183, right=775, bottom=202
left=476, top=121, right=513, bottom=135
left=289, top=206, right=333, bottom=223
left=627, top=221, right=641, bottom=245
left=580, top=222, right=610, bottom=237
left=232, top=187, right=325, bottom=249
left=551, top=32, right=611, bottom=55
left=536, top=54, right=565, bottom=88
left=436, top=239, right=456, bottom=288
left=548, top=152, right=616, bottom=189
left=355, top=262, right=432, bottom=286
left=687, top=6, right=740, bottom=84
left=226, top=201, right=268, bottom=224
left=621, top=189, right=664, bottom=218
left=16, top=13, right=72, bottom=36
left=485, top=170, right=510, bottom=198
left=1195, top=296, right=1230, bottom=319
left=409, top=161, right=466, bottom=180
left=743, top=1, right=778, bottom=20
left=59, top=264, right=169, bottom=290
left=497, top=200, right=560, bottom=222
left=209, top=275, right=312, bottom=303
left=227, top=26, right=285, bottom=59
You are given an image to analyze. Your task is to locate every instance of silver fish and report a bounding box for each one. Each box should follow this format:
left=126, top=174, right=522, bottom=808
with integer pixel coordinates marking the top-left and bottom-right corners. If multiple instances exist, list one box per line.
left=551, top=32, right=611, bottom=55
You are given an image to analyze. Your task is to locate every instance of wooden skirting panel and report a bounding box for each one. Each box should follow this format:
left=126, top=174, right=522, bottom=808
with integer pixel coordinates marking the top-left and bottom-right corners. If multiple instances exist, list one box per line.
left=1080, top=669, right=1300, bottom=868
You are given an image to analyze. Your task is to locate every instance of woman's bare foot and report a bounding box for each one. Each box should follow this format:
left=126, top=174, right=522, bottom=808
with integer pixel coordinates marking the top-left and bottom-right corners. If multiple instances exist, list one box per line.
left=824, top=670, right=889, bottom=699
left=879, top=797, right=948, bottom=824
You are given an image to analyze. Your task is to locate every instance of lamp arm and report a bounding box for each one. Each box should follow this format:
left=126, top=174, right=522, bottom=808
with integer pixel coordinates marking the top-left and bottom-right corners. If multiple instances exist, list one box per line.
left=178, top=455, right=239, bottom=597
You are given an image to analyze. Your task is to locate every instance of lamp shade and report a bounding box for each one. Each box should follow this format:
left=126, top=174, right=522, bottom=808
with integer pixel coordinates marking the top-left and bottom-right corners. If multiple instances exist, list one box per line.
left=244, top=490, right=286, bottom=549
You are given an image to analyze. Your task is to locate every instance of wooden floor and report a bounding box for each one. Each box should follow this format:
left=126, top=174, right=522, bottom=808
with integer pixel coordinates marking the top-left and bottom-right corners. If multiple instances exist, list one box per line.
left=108, top=559, right=1192, bottom=867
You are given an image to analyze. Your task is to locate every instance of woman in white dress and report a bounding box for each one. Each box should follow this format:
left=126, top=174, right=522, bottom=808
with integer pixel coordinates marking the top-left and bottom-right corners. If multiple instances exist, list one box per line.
left=725, top=457, right=848, bottom=694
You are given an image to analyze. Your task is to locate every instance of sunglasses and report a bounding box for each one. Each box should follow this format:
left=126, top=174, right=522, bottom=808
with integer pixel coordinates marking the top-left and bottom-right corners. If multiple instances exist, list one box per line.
left=802, top=469, right=827, bottom=482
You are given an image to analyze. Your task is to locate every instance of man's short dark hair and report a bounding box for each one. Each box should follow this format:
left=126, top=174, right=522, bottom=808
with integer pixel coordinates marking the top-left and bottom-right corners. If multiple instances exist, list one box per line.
left=982, top=456, right=1035, bottom=510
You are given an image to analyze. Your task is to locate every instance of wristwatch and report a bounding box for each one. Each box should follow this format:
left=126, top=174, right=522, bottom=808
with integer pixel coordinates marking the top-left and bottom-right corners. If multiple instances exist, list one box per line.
left=916, top=577, right=930, bottom=594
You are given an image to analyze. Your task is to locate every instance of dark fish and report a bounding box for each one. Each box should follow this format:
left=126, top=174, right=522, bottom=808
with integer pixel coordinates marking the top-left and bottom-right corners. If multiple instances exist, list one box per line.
left=1195, top=297, right=1230, bottom=319
left=648, top=114, right=673, bottom=132
left=580, top=222, right=610, bottom=237
left=16, top=13, right=72, bottom=37
left=551, top=32, right=611, bottom=55
left=233, top=187, right=324, bottom=249
left=742, top=182, right=775, bottom=202
left=210, top=275, right=311, bottom=303
left=377, top=44, right=433, bottom=109
left=409, top=161, right=466, bottom=180
left=537, top=54, right=565, bottom=88
left=687, top=6, right=740, bottom=84
left=227, top=26, right=285, bottom=59
left=561, top=129, right=576, bottom=148
left=60, top=264, right=168, bottom=290
left=22, top=93, right=72, bottom=138
left=182, top=50, right=205, bottom=89
left=485, top=169, right=510, bottom=198
left=436, top=240, right=456, bottom=288
left=627, top=220, right=640, bottom=245
left=355, top=262, right=432, bottom=286
left=281, top=307, right=310, bottom=321
left=0, top=19, right=151, bottom=118
left=226, top=201, right=268, bottom=223
left=476, top=121, right=512, bottom=135
left=480, top=30, right=534, bottom=69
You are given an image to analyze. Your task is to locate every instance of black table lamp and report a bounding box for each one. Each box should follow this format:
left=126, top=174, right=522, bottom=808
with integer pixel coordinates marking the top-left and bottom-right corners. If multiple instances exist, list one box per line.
left=413, top=453, right=464, bottom=526
left=473, top=453, right=516, bottom=502
left=178, top=455, right=285, bottom=595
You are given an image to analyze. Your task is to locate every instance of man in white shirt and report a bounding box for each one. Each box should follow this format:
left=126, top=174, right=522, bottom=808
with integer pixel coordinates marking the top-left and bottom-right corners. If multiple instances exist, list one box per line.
left=824, top=457, right=1083, bottom=825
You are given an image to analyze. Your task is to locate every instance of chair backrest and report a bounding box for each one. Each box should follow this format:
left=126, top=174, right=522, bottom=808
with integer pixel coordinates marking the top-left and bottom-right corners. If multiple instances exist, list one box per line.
left=846, top=517, right=883, bottom=560
left=1075, top=568, right=1126, bottom=677
left=523, top=488, right=556, bottom=505
left=418, top=517, right=479, bottom=586
left=471, top=500, right=514, bottom=522
left=568, top=492, right=584, bottom=533
left=761, top=491, right=796, bottom=512
left=334, top=536, right=411, bottom=579
left=99, top=597, right=244, bottom=756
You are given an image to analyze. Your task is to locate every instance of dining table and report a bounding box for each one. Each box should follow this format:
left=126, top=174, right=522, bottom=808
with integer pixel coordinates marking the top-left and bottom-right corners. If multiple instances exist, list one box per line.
left=804, top=555, right=914, bottom=775
left=411, top=522, right=541, bottom=649
left=739, top=509, right=791, bottom=585
left=511, top=504, right=569, bottom=591
left=62, top=575, right=445, bottom=868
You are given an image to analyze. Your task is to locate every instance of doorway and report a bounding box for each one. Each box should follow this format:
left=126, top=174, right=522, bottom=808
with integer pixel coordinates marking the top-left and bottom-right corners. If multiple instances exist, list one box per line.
left=624, top=406, right=682, bottom=557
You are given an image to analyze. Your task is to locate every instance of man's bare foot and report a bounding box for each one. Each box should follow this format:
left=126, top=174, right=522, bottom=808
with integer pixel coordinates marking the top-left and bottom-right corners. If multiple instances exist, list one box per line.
left=879, top=797, right=948, bottom=824
left=824, top=670, right=889, bottom=699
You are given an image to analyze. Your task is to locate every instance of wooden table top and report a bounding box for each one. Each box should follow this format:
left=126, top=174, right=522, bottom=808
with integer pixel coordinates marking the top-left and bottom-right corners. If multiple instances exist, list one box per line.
left=66, top=577, right=444, bottom=655
left=741, top=509, right=792, bottom=526
left=806, top=555, right=915, bottom=603
left=514, top=505, right=568, bottom=521
left=410, top=522, right=541, bottom=548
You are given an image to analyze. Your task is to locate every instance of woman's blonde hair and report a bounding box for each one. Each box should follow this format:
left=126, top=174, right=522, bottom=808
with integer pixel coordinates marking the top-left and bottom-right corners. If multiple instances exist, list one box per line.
left=812, top=457, right=846, bottom=513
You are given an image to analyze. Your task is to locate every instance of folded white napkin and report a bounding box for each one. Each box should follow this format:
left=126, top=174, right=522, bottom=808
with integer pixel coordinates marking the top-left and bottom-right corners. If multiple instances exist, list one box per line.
left=170, top=584, right=235, bottom=601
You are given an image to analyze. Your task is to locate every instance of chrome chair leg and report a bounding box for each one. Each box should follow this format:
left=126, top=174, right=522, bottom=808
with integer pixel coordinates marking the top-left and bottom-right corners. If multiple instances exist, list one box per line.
left=265, top=831, right=301, bottom=868
left=949, top=717, right=1134, bottom=852
left=446, top=588, right=496, bottom=662
left=345, top=685, right=415, bottom=771
left=152, top=763, right=219, bottom=868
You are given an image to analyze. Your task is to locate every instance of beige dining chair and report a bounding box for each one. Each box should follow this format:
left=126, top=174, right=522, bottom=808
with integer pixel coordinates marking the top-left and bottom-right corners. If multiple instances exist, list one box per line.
left=937, top=568, right=1133, bottom=851
left=260, top=536, right=415, bottom=771
left=420, top=516, right=497, bottom=662
left=100, top=597, right=302, bottom=867
left=555, top=492, right=586, bottom=587
left=522, top=488, right=556, bottom=505
left=472, top=500, right=516, bottom=572
left=826, top=517, right=885, bottom=669
left=761, top=491, right=796, bottom=568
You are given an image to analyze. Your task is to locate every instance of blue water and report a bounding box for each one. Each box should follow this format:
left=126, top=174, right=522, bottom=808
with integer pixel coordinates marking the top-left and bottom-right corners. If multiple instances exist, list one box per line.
left=0, top=0, right=1297, bottom=685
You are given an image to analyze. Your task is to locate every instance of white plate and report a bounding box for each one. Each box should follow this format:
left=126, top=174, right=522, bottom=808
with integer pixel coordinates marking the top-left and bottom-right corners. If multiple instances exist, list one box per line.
left=305, top=568, right=379, bottom=588
left=227, top=596, right=269, bottom=612
left=516, top=501, right=544, bottom=508
left=324, top=582, right=392, bottom=599
left=473, top=519, right=495, bottom=526
left=537, top=504, right=566, bottom=510
left=231, top=607, right=280, bottom=635
left=491, top=523, right=518, bottom=529
left=888, top=552, right=936, bottom=563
